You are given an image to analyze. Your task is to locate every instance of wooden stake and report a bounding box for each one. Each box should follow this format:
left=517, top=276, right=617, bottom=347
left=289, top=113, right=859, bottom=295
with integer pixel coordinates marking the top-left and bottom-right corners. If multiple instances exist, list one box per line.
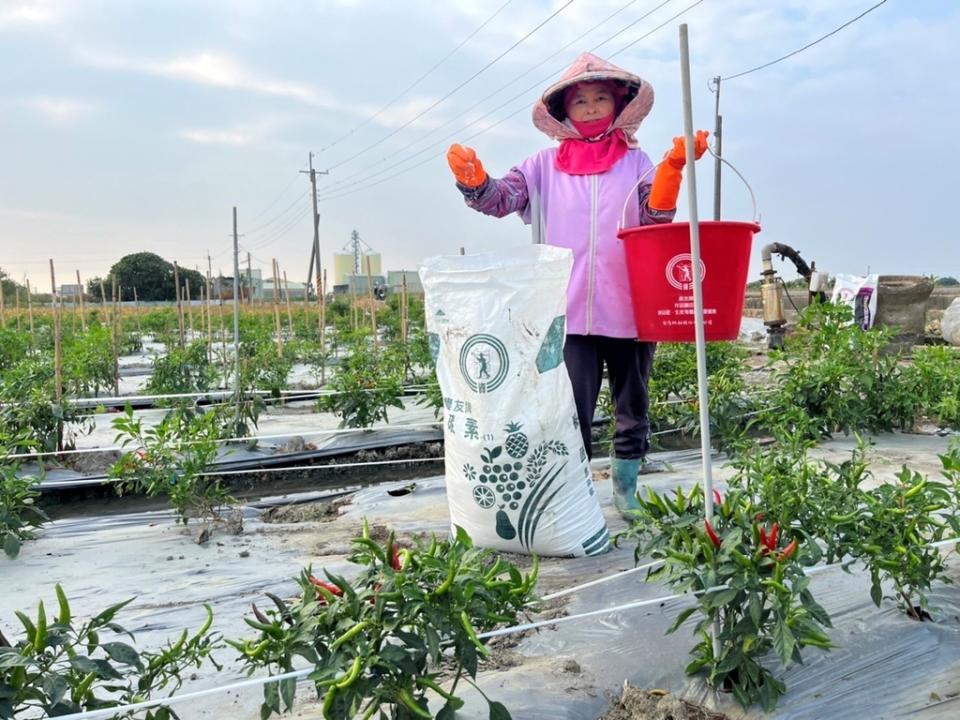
left=366, top=256, right=377, bottom=347
left=173, top=261, right=185, bottom=346
left=350, top=274, right=358, bottom=331
left=271, top=258, right=283, bottom=352
left=401, top=272, right=409, bottom=343
left=26, top=278, right=35, bottom=341
left=133, top=286, right=142, bottom=336
left=49, top=260, right=63, bottom=452
left=320, top=269, right=327, bottom=383
left=185, top=277, right=195, bottom=339
left=282, top=269, right=293, bottom=333
left=76, top=270, right=86, bottom=331
left=16, top=287, right=22, bottom=331
left=205, top=266, right=214, bottom=362
left=111, top=276, right=120, bottom=396
left=218, top=288, right=228, bottom=387
left=0, top=277, right=5, bottom=329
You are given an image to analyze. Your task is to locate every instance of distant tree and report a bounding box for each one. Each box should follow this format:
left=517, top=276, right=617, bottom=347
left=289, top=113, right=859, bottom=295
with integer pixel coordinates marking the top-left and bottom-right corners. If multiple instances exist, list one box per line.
left=935, top=276, right=959, bottom=287
left=0, top=268, right=26, bottom=303
left=106, top=253, right=175, bottom=301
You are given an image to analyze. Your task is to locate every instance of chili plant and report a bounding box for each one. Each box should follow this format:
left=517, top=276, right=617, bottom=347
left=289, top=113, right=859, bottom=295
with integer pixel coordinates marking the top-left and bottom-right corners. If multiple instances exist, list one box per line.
left=145, top=341, right=217, bottom=404
left=232, top=524, right=538, bottom=719
left=616, top=485, right=832, bottom=711
left=0, top=584, right=221, bottom=718
left=109, top=406, right=235, bottom=526
left=853, top=465, right=955, bottom=619
left=317, top=333, right=405, bottom=428
left=0, top=463, right=47, bottom=560
left=765, top=302, right=921, bottom=438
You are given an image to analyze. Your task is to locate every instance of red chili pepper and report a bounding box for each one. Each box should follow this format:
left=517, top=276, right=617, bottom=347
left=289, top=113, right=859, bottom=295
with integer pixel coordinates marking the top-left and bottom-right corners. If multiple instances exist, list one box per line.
left=712, top=489, right=723, bottom=508
left=768, top=523, right=779, bottom=551
left=754, top=512, right=766, bottom=522
left=390, top=545, right=403, bottom=572
left=704, top=520, right=722, bottom=549
left=251, top=603, right=270, bottom=625
left=778, top=539, right=798, bottom=562
left=308, top=575, right=343, bottom=601
left=759, top=526, right=768, bottom=551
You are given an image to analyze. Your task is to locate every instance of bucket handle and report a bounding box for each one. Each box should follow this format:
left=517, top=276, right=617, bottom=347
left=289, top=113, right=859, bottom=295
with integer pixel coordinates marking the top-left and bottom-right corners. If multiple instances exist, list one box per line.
left=618, top=143, right=759, bottom=229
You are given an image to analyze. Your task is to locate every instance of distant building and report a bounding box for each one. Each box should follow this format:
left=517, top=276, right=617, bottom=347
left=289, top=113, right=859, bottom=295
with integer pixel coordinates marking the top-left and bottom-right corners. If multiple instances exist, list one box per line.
left=60, top=284, right=84, bottom=298
left=263, top=278, right=308, bottom=300
left=333, top=274, right=387, bottom=298
left=386, top=270, right=423, bottom=295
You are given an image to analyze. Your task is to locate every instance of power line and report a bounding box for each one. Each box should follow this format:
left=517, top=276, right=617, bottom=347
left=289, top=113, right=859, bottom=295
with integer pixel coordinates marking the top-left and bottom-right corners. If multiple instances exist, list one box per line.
left=316, top=0, right=708, bottom=203
left=317, top=0, right=664, bottom=194
left=243, top=167, right=306, bottom=225
left=242, top=201, right=311, bottom=252
left=242, top=192, right=309, bottom=238
left=720, top=0, right=888, bottom=82
left=323, top=0, right=577, bottom=172
left=316, top=0, right=516, bottom=156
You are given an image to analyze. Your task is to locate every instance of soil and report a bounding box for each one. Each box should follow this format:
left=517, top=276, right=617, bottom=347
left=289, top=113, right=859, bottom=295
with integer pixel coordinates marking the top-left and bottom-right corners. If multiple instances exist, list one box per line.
left=598, top=684, right=729, bottom=720
left=260, top=497, right=351, bottom=524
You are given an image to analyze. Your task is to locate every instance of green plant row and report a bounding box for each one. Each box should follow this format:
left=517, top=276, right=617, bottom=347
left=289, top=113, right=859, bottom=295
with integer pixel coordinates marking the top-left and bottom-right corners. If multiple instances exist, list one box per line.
left=0, top=526, right=536, bottom=720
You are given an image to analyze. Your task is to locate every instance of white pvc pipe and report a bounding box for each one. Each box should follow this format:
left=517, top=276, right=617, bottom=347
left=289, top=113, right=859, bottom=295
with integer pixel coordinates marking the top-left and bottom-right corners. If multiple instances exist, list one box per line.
left=678, top=22, right=720, bottom=661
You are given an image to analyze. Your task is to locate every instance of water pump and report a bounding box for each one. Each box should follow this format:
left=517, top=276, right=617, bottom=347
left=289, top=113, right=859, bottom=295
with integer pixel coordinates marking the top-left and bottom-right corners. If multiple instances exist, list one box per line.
left=758, top=242, right=828, bottom=349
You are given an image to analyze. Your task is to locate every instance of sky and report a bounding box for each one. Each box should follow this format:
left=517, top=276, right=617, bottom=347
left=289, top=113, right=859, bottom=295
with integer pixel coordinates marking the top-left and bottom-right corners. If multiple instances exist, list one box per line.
left=2, top=0, right=958, bottom=294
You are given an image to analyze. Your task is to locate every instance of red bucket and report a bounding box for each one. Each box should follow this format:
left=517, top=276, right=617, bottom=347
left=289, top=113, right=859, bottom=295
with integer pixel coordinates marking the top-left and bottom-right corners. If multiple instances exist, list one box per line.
left=618, top=221, right=761, bottom=342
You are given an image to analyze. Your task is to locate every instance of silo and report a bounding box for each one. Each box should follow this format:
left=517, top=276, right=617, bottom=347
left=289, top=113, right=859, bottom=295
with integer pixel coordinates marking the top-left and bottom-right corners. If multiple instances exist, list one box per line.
left=333, top=253, right=355, bottom=287
left=361, top=253, right=382, bottom=277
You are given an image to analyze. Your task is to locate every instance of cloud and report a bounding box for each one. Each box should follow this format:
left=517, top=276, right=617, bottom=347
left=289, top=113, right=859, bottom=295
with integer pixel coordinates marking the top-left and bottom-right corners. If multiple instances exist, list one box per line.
left=0, top=1, right=60, bottom=27
left=80, top=48, right=346, bottom=110
left=19, top=96, right=94, bottom=125
left=177, top=127, right=254, bottom=146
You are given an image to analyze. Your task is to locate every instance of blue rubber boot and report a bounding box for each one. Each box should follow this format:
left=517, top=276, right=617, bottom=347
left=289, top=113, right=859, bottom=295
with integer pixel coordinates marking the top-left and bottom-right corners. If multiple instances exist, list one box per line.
left=610, top=456, right=642, bottom=519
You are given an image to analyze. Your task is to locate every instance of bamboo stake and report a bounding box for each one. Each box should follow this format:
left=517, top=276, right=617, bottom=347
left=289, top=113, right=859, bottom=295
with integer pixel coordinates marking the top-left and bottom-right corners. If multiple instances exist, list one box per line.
left=350, top=274, right=358, bottom=331
left=0, top=277, right=5, bottom=328
left=98, top=279, right=107, bottom=321
left=205, top=267, right=214, bottom=362
left=321, top=268, right=327, bottom=379
left=133, top=286, right=142, bottom=336
left=16, top=287, right=21, bottom=331
left=111, top=276, right=120, bottom=397
left=366, top=256, right=377, bottom=347
left=49, top=260, right=63, bottom=452
left=271, top=258, right=283, bottom=352
left=282, top=269, right=293, bottom=333
left=401, top=272, right=409, bottom=343
left=185, top=277, right=195, bottom=340
left=76, top=270, right=86, bottom=332
left=173, top=261, right=185, bottom=346
left=26, top=278, right=35, bottom=341
left=218, top=288, right=228, bottom=387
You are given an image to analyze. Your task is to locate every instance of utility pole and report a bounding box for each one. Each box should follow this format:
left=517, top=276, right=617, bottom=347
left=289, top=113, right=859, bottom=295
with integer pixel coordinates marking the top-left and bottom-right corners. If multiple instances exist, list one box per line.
left=711, top=75, right=722, bottom=221
left=301, top=152, right=328, bottom=321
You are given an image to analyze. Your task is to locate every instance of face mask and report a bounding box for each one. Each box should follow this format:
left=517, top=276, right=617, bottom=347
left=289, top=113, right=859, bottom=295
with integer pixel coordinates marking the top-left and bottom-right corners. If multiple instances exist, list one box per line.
left=570, top=113, right=614, bottom=139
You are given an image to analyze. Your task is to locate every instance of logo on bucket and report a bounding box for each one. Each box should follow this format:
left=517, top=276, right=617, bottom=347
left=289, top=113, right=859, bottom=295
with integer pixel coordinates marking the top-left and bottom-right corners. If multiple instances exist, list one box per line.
left=665, top=254, right=706, bottom=291
left=459, top=334, right=510, bottom=393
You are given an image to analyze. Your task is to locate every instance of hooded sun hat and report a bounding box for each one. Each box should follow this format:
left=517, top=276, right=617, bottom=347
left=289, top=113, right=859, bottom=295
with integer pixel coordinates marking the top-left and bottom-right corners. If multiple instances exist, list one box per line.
left=533, top=51, right=654, bottom=147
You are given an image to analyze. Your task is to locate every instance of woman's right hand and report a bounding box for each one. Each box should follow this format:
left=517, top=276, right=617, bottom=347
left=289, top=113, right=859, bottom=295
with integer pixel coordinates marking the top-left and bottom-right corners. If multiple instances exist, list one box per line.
left=447, top=144, right=488, bottom=188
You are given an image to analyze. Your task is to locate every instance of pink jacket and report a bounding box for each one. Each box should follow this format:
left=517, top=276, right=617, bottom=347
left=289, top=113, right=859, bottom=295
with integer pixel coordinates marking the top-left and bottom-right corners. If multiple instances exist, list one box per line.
left=458, top=52, right=674, bottom=338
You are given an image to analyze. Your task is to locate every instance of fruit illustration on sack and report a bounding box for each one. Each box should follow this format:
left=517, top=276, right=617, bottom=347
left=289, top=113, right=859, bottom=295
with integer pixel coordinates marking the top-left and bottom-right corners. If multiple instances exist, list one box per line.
left=504, top=422, right=529, bottom=458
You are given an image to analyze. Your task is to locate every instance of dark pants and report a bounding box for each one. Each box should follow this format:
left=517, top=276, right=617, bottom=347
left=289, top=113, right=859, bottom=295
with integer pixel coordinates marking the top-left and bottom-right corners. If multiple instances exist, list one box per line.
left=564, top=334, right=655, bottom=461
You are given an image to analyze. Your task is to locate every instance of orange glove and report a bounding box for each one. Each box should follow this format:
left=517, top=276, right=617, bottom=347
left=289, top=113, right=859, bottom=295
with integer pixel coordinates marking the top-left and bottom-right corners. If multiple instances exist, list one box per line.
left=447, top=144, right=488, bottom=188
left=648, top=130, right=710, bottom=211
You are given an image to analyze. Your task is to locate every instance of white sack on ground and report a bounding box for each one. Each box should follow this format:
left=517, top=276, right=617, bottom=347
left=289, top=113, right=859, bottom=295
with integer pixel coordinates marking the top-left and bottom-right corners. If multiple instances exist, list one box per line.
left=419, top=245, right=610, bottom=557
left=942, top=297, right=960, bottom=346
left=831, top=273, right=879, bottom=329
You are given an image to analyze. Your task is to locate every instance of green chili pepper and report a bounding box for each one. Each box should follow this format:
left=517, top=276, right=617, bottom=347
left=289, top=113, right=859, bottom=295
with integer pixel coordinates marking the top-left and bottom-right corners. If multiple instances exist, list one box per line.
left=434, top=563, right=456, bottom=597
left=415, top=676, right=458, bottom=702
left=55, top=584, right=71, bottom=626
left=322, top=687, right=337, bottom=720
left=459, top=611, right=489, bottom=657
left=398, top=688, right=432, bottom=718
left=34, top=601, right=47, bottom=650
left=335, top=657, right=363, bottom=689
left=903, top=480, right=926, bottom=499
left=329, top=621, right=369, bottom=652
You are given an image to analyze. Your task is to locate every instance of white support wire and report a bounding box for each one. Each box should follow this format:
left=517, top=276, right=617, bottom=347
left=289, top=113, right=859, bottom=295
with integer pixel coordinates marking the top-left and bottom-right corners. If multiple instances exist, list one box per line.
left=20, top=536, right=960, bottom=720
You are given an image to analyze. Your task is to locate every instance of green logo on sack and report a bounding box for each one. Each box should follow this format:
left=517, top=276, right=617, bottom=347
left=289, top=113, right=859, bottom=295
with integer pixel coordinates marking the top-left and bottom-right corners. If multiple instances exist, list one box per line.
left=459, top=334, right=509, bottom=393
